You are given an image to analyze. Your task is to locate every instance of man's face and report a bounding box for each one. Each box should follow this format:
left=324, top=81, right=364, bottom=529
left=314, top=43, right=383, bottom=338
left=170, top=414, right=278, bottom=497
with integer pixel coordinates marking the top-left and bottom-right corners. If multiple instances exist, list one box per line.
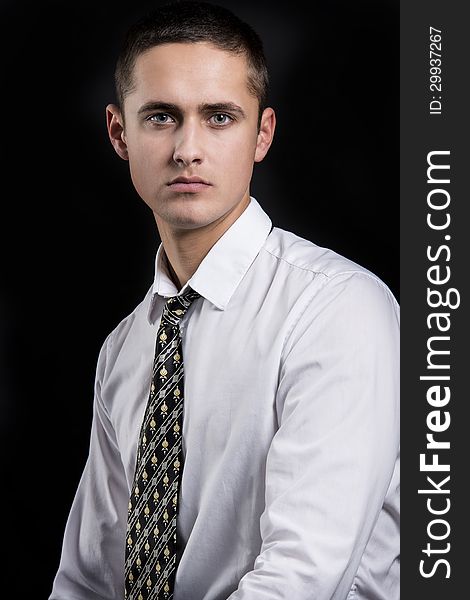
left=111, top=42, right=273, bottom=231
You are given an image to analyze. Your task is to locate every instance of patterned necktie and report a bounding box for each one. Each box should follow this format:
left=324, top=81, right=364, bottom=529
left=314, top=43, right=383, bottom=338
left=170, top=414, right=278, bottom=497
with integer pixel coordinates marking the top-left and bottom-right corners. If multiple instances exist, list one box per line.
left=125, top=288, right=201, bottom=600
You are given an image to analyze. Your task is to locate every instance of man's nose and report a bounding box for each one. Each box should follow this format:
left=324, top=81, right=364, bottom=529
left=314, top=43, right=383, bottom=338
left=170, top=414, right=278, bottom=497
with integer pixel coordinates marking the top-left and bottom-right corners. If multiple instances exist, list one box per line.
left=173, top=120, right=204, bottom=166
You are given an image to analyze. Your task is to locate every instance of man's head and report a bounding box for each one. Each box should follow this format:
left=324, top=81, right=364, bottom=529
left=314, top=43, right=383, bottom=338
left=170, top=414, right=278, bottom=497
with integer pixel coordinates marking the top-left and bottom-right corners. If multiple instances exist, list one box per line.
left=106, top=1, right=275, bottom=233
left=114, top=1, right=269, bottom=127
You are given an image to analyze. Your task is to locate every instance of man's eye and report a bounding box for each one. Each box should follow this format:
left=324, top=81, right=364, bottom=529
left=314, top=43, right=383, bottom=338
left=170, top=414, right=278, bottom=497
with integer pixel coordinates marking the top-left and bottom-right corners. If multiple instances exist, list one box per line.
left=148, top=113, right=174, bottom=124
left=210, top=113, right=233, bottom=126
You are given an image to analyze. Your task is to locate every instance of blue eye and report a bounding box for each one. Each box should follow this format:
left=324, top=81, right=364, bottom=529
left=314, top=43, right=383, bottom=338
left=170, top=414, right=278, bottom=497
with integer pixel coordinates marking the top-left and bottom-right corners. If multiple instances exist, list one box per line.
left=210, top=114, right=232, bottom=126
left=148, top=113, right=174, bottom=124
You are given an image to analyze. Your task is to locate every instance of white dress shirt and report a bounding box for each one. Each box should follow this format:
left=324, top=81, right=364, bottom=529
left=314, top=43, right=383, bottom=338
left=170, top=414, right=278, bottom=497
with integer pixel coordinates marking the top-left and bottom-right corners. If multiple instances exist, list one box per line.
left=49, top=197, right=400, bottom=600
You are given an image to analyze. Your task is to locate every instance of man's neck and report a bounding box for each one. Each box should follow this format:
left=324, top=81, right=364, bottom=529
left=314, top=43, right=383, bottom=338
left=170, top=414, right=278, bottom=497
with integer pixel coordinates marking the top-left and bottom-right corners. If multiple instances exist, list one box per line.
left=156, top=194, right=250, bottom=291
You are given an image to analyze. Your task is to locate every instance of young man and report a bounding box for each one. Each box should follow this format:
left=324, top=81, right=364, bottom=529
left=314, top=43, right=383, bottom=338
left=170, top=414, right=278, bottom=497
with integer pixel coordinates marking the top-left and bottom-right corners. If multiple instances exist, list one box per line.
left=50, top=2, right=399, bottom=599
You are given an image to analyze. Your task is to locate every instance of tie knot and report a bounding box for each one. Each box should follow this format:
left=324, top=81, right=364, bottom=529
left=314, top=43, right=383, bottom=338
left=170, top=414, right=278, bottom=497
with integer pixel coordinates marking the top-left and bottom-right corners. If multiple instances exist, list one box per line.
left=161, top=288, right=201, bottom=327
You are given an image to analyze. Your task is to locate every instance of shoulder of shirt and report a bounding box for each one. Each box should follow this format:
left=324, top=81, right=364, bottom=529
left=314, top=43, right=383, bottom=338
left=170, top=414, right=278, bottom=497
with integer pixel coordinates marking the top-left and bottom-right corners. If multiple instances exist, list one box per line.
left=97, top=228, right=398, bottom=365
left=98, top=285, right=154, bottom=362
left=263, top=226, right=398, bottom=306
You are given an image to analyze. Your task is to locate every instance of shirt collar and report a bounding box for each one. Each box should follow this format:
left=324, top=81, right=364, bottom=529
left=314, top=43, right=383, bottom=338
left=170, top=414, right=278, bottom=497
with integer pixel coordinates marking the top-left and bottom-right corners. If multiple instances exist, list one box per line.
left=148, top=196, right=272, bottom=322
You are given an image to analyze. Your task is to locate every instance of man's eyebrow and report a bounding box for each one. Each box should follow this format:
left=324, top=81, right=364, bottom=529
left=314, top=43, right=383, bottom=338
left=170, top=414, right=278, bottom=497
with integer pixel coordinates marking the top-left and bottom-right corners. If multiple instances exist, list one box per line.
left=199, top=102, right=246, bottom=118
left=137, top=101, right=181, bottom=117
left=137, top=101, right=246, bottom=118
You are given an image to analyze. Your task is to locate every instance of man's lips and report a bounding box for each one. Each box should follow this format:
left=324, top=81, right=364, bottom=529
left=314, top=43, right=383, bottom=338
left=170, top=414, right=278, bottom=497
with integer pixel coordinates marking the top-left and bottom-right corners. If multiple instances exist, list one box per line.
left=167, top=177, right=212, bottom=193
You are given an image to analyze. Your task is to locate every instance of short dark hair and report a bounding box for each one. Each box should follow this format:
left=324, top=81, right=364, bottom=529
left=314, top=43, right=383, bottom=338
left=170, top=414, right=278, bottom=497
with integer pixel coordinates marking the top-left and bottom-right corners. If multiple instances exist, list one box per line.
left=114, top=1, right=269, bottom=123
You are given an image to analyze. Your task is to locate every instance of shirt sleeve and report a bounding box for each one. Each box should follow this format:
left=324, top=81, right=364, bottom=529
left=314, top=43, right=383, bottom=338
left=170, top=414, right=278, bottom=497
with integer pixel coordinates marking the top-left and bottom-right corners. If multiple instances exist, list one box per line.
left=49, top=333, right=129, bottom=600
left=226, top=271, right=400, bottom=600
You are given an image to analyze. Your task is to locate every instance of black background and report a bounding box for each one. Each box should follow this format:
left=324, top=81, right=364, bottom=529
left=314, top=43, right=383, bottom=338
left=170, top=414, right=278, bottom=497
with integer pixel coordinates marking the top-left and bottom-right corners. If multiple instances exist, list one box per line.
left=0, top=0, right=398, bottom=596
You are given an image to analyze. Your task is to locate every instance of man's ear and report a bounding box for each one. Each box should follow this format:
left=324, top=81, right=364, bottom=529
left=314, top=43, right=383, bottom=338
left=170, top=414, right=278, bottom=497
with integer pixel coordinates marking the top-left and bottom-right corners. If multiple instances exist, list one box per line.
left=254, top=107, right=276, bottom=163
left=106, top=104, right=128, bottom=161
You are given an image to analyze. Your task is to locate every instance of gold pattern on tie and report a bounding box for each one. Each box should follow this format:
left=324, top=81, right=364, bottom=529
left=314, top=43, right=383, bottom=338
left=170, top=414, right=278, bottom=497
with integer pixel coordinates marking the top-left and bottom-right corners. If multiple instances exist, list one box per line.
left=125, top=288, right=201, bottom=600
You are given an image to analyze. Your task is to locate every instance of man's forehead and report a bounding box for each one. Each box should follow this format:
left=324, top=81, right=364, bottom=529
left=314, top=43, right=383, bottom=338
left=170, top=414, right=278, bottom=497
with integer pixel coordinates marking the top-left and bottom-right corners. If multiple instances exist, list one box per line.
left=128, top=42, right=254, bottom=109
left=132, top=42, right=250, bottom=88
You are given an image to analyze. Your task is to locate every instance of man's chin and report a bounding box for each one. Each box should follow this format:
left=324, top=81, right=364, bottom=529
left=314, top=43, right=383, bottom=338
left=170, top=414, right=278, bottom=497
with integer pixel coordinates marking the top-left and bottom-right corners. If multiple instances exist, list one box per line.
left=153, top=203, right=222, bottom=231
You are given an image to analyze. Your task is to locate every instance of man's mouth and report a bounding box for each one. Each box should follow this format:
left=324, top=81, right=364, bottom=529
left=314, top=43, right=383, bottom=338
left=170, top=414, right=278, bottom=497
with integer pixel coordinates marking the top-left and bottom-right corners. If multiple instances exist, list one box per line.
left=167, top=176, right=212, bottom=193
